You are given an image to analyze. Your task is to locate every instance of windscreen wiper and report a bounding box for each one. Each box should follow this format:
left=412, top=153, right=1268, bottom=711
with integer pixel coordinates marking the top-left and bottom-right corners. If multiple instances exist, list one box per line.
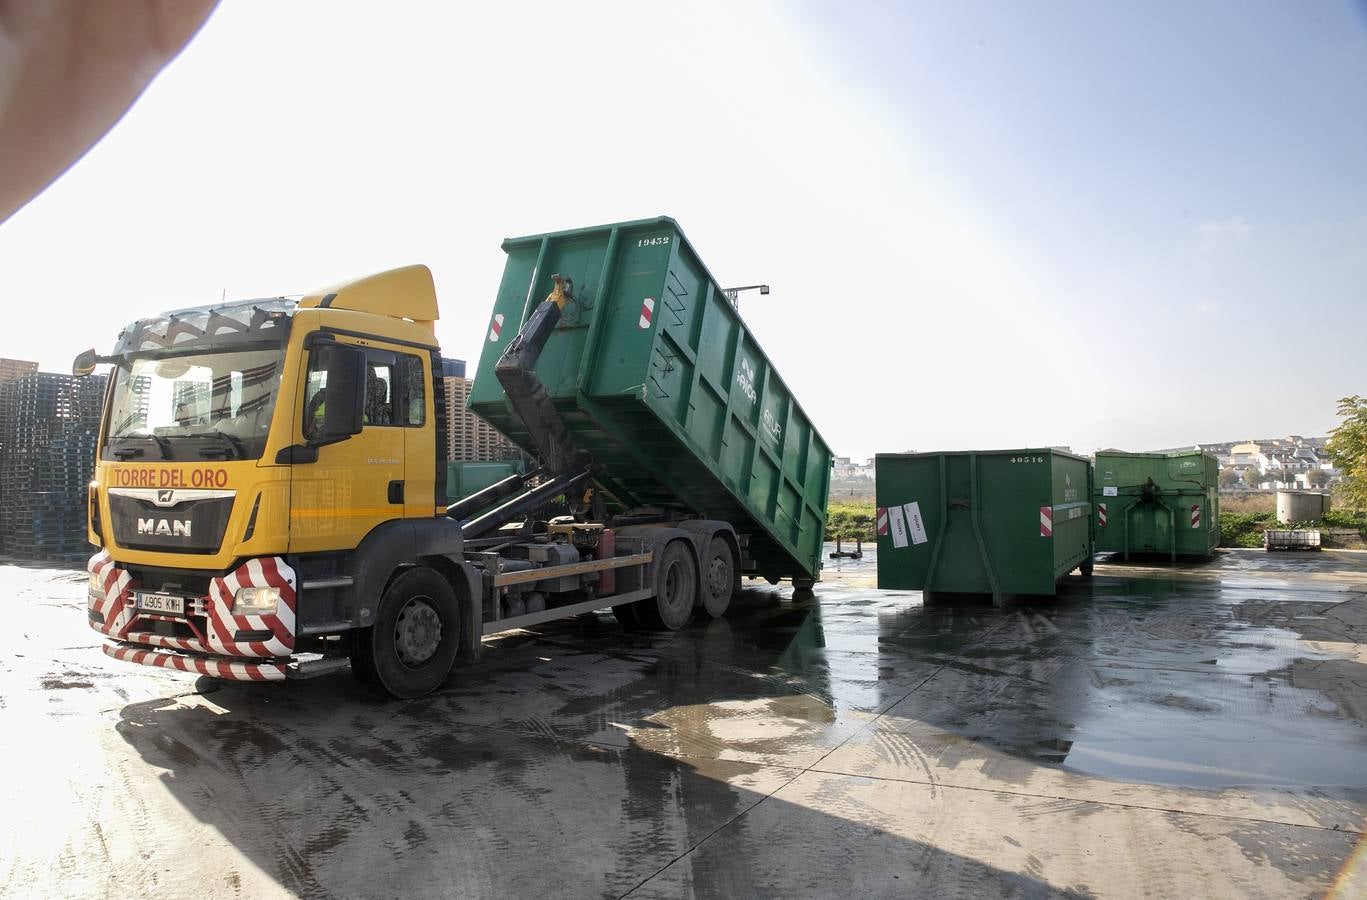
left=195, top=431, right=246, bottom=460
left=109, top=434, right=171, bottom=460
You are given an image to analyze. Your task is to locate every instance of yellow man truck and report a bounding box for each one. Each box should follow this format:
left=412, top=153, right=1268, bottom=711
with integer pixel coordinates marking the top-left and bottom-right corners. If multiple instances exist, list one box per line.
left=78, top=217, right=831, bottom=697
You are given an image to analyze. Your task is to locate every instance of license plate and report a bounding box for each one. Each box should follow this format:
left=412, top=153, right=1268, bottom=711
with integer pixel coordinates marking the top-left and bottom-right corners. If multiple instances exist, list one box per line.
left=136, top=592, right=185, bottom=615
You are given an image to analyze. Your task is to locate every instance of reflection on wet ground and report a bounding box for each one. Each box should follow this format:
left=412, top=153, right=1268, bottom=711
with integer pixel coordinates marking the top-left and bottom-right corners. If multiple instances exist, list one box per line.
left=1, top=548, right=1365, bottom=897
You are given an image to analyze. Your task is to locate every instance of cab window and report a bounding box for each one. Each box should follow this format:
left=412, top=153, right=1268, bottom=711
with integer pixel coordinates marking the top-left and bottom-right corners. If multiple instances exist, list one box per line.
left=302, top=367, right=327, bottom=438
left=399, top=354, right=426, bottom=425
left=303, top=344, right=426, bottom=433
left=364, top=360, right=395, bottom=425
left=366, top=353, right=427, bottom=426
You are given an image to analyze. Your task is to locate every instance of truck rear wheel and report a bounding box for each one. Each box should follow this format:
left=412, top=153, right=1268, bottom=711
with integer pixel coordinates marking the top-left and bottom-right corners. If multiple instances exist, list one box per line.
left=699, top=536, right=735, bottom=619
left=637, top=540, right=696, bottom=631
left=354, top=567, right=461, bottom=699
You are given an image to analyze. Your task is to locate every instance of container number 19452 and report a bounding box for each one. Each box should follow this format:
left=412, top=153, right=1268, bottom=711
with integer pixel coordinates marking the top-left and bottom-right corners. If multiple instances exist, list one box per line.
left=638, top=236, right=670, bottom=247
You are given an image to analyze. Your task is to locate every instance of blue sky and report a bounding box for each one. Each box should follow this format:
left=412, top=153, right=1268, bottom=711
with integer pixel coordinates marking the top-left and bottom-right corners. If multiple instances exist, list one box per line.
left=806, top=0, right=1367, bottom=451
left=0, top=1, right=1362, bottom=458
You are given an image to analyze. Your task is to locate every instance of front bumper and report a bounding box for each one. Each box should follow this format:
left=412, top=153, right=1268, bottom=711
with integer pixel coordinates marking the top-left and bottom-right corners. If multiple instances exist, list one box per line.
left=89, top=551, right=300, bottom=682
left=101, top=643, right=287, bottom=681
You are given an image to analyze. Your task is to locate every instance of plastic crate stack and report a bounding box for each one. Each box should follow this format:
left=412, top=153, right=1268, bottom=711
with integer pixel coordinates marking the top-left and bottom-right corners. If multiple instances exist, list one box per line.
left=0, top=373, right=106, bottom=562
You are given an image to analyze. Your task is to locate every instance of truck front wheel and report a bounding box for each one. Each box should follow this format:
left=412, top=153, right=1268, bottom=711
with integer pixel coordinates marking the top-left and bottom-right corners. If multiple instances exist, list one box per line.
left=637, top=540, right=697, bottom=631
left=354, top=567, right=461, bottom=699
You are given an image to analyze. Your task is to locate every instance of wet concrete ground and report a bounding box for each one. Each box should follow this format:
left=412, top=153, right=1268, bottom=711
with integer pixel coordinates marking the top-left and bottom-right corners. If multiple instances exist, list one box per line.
left=2, top=547, right=1366, bottom=898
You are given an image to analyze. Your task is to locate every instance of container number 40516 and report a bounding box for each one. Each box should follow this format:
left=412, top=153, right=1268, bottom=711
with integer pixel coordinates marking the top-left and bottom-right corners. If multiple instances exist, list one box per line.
left=1010, top=456, right=1045, bottom=464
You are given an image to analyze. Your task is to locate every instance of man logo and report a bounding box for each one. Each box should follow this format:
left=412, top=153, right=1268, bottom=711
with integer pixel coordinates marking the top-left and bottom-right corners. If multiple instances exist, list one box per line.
left=138, top=518, right=191, bottom=537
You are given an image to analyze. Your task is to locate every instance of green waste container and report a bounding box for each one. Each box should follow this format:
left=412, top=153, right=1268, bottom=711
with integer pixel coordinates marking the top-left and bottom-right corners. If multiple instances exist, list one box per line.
left=469, top=217, right=832, bottom=583
left=1093, top=451, right=1218, bottom=560
left=446, top=460, right=525, bottom=505
left=875, top=449, right=1093, bottom=605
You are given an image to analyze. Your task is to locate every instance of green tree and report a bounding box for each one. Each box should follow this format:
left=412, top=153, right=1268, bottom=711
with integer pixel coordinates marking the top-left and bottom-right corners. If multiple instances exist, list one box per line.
left=1306, top=467, right=1329, bottom=488
left=1219, top=468, right=1241, bottom=489
left=1327, top=395, right=1367, bottom=510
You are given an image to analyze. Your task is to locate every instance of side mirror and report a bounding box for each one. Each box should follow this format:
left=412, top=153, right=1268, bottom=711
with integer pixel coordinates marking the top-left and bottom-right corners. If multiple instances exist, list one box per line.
left=315, top=345, right=366, bottom=442
left=72, top=349, right=99, bottom=377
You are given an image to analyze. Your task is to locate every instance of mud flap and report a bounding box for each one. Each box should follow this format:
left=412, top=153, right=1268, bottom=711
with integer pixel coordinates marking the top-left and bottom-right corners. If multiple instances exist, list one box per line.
left=456, top=560, right=482, bottom=662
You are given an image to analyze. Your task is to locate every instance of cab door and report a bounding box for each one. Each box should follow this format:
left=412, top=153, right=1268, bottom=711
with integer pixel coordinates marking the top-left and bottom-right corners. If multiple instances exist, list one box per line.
left=289, top=338, right=408, bottom=554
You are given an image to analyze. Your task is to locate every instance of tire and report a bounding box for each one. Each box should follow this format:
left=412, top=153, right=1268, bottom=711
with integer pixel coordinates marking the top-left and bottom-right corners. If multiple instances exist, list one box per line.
left=1080, top=558, right=1094, bottom=577
left=349, top=631, right=379, bottom=688
left=636, top=541, right=697, bottom=631
left=359, top=567, right=461, bottom=699
left=699, top=536, right=736, bottom=619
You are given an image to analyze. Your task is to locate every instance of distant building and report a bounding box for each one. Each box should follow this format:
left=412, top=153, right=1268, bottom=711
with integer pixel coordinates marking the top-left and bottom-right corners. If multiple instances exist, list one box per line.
left=0, top=358, right=38, bottom=383
left=831, top=456, right=874, bottom=480
left=1229, top=441, right=1263, bottom=467
left=1292, top=447, right=1320, bottom=468
left=440, top=357, right=466, bottom=379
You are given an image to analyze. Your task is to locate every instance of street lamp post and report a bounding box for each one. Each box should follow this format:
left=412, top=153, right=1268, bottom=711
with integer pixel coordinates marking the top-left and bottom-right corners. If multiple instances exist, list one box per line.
left=723, top=283, right=770, bottom=310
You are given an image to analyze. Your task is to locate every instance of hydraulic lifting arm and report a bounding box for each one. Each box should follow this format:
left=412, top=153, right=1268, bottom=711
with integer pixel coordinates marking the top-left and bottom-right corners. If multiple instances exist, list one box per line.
left=493, top=275, right=589, bottom=477
left=450, top=275, right=594, bottom=538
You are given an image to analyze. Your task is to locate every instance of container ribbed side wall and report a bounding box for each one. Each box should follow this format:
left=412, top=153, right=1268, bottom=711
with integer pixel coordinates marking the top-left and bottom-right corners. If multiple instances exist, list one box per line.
left=469, top=217, right=831, bottom=580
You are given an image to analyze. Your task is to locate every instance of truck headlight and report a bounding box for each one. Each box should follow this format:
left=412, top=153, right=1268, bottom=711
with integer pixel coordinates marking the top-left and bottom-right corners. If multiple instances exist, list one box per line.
left=88, top=571, right=102, bottom=600
left=233, top=586, right=281, bottom=614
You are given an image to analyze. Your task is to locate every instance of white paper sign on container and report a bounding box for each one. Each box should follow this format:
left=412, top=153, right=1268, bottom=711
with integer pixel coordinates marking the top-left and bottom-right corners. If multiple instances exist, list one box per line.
left=903, top=501, right=929, bottom=545
left=887, top=504, right=910, bottom=548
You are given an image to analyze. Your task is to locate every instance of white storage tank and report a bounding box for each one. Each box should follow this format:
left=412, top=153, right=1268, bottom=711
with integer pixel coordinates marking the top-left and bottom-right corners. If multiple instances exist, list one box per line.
left=1276, top=491, right=1329, bottom=524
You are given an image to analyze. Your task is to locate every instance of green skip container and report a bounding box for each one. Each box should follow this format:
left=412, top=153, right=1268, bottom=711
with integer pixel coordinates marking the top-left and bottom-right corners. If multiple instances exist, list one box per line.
left=875, top=449, right=1093, bottom=605
left=469, top=217, right=831, bottom=583
left=1093, top=451, right=1218, bottom=560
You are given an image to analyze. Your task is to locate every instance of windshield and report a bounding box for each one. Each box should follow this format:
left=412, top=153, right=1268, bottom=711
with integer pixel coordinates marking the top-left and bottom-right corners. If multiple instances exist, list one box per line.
left=103, top=348, right=285, bottom=461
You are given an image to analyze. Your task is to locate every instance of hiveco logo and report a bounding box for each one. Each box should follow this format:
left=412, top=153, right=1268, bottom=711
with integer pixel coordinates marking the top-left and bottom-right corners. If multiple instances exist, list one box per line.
left=109, top=467, right=229, bottom=488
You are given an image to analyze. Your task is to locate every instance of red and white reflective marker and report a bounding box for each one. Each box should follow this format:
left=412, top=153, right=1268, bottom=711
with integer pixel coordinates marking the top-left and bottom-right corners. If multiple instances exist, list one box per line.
left=488, top=313, right=504, bottom=342
left=1191, top=504, right=1201, bottom=529
left=1040, top=506, right=1053, bottom=538
left=1098, top=503, right=1108, bottom=528
left=876, top=507, right=889, bottom=536
left=639, top=297, right=655, bottom=329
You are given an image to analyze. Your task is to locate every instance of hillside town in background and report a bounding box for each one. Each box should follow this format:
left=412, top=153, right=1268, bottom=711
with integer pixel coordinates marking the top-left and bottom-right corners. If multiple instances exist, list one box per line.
left=831, top=435, right=1342, bottom=498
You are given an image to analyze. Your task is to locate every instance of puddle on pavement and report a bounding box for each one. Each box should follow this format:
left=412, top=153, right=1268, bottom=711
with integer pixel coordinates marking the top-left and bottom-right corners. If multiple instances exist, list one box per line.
left=1064, top=735, right=1367, bottom=789
left=813, top=547, right=1367, bottom=791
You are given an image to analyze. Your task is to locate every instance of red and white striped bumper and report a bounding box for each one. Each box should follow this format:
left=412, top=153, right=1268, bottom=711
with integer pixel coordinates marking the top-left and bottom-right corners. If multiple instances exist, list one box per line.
left=101, top=643, right=287, bottom=681
left=89, top=552, right=299, bottom=681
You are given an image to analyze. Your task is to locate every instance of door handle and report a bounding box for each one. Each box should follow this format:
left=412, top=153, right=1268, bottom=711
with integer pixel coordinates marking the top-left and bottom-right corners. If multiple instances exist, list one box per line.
left=388, top=480, right=404, bottom=504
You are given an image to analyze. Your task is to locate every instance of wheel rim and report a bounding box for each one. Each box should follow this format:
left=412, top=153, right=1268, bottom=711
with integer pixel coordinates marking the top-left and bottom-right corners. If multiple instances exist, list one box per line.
left=708, top=556, right=730, bottom=598
left=662, top=560, right=690, bottom=613
left=394, top=595, right=443, bottom=668
left=664, top=563, right=682, bottom=606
